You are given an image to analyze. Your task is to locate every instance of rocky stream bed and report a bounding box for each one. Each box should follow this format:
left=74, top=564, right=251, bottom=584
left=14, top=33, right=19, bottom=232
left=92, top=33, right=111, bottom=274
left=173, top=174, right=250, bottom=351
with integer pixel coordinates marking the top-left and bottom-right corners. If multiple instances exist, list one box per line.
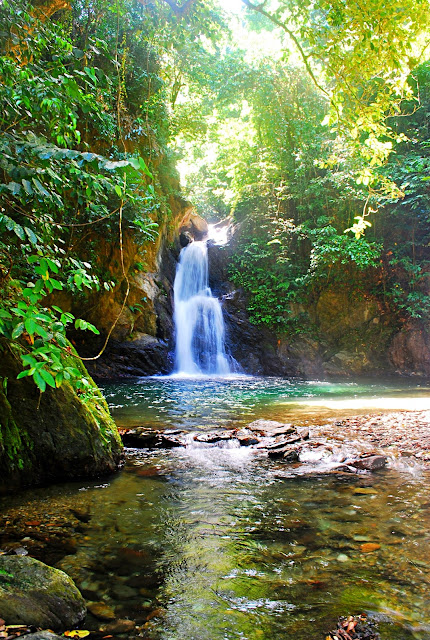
left=1, top=409, right=429, bottom=640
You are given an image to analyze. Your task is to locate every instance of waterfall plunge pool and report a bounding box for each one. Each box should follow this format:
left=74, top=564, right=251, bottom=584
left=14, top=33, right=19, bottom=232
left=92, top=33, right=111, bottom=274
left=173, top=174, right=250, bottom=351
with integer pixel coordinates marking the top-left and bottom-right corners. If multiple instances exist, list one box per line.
left=103, top=375, right=430, bottom=429
left=2, top=376, right=430, bottom=640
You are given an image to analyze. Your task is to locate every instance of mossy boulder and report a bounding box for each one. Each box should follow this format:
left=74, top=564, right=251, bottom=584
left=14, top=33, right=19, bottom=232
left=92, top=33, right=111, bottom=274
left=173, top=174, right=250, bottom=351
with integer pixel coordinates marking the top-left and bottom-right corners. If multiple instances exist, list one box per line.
left=0, top=556, right=86, bottom=629
left=0, top=339, right=123, bottom=494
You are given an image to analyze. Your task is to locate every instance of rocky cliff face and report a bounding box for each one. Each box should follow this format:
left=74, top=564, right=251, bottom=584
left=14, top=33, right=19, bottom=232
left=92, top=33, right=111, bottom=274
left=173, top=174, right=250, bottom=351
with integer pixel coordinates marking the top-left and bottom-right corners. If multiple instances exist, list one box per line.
left=206, top=232, right=428, bottom=379
left=68, top=197, right=190, bottom=379
left=388, top=321, right=430, bottom=377
left=78, top=215, right=429, bottom=381
left=74, top=204, right=212, bottom=380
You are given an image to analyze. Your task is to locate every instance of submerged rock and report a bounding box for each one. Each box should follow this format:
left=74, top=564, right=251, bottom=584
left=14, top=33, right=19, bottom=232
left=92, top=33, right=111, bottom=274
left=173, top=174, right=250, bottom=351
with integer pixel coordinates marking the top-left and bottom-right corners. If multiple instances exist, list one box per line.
left=87, top=602, right=116, bottom=621
left=0, top=556, right=86, bottom=630
left=100, top=619, right=136, bottom=634
left=22, top=634, right=63, bottom=640
left=327, top=614, right=380, bottom=640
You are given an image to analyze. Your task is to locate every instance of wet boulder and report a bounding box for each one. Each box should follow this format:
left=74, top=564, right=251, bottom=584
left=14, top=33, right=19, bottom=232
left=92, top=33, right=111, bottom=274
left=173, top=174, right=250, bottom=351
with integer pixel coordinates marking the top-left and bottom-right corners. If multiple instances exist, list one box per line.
left=121, top=427, right=188, bottom=448
left=121, top=428, right=161, bottom=448
left=235, top=429, right=260, bottom=446
left=283, top=447, right=301, bottom=462
left=194, top=431, right=232, bottom=444
left=161, top=432, right=187, bottom=448
left=247, top=420, right=297, bottom=437
left=179, top=231, right=193, bottom=247
left=0, top=556, right=86, bottom=630
left=0, top=339, right=123, bottom=495
left=268, top=444, right=301, bottom=461
left=351, top=455, right=387, bottom=471
left=179, top=210, right=209, bottom=241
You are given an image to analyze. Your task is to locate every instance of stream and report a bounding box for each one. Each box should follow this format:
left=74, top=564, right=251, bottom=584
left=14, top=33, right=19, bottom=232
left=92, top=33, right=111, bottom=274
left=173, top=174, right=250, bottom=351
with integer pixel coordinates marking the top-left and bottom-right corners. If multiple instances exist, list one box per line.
left=2, top=377, right=430, bottom=639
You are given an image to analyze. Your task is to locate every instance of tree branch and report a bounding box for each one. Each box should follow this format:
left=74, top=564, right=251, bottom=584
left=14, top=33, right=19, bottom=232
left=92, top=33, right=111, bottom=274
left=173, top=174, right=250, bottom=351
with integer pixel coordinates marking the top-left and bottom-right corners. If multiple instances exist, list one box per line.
left=160, top=0, right=197, bottom=17
left=241, top=0, right=332, bottom=102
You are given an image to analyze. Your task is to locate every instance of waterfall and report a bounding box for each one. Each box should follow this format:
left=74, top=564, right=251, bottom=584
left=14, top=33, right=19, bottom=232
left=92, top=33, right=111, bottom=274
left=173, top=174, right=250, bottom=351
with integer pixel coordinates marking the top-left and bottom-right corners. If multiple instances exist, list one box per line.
left=173, top=240, right=230, bottom=375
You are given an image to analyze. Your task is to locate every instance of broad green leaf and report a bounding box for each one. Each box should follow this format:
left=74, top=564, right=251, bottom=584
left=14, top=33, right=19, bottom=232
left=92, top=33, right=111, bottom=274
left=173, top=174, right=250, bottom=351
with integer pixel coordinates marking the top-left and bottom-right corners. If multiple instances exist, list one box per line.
left=49, top=279, right=63, bottom=290
left=13, top=223, right=25, bottom=241
left=17, top=370, right=32, bottom=379
left=24, top=227, right=38, bottom=245
left=33, top=371, right=46, bottom=392
left=12, top=322, right=25, bottom=339
left=139, top=156, right=153, bottom=177
left=45, top=258, right=59, bottom=273
left=22, top=179, right=33, bottom=195
left=39, top=368, right=56, bottom=388
left=24, top=317, right=37, bottom=335
left=7, top=182, right=22, bottom=196
left=32, top=178, right=51, bottom=199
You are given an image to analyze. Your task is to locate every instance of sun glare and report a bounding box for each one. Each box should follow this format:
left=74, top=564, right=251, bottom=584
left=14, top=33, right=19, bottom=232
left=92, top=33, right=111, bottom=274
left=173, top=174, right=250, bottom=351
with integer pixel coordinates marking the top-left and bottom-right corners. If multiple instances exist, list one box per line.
left=217, top=0, right=244, bottom=14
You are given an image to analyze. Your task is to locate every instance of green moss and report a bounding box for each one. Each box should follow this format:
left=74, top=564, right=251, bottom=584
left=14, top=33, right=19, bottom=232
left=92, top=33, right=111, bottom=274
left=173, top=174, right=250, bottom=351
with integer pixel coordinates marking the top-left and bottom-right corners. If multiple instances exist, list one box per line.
left=0, top=338, right=122, bottom=494
left=0, top=382, right=33, bottom=473
left=62, top=346, right=122, bottom=453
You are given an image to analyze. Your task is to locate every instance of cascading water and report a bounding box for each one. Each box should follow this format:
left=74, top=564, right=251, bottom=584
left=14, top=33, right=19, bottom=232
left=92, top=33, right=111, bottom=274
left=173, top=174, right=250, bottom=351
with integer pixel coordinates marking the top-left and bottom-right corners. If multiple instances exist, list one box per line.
left=173, top=240, right=230, bottom=375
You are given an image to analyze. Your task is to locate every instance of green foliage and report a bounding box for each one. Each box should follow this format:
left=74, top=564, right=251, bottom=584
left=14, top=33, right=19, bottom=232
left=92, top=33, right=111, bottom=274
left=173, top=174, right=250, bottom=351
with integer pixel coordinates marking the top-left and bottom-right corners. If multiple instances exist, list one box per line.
left=168, top=4, right=429, bottom=334
left=242, top=0, right=430, bottom=184
left=0, top=0, right=158, bottom=392
left=2, top=0, right=429, bottom=362
left=229, top=213, right=382, bottom=331
left=306, top=223, right=382, bottom=275
left=372, top=60, right=430, bottom=320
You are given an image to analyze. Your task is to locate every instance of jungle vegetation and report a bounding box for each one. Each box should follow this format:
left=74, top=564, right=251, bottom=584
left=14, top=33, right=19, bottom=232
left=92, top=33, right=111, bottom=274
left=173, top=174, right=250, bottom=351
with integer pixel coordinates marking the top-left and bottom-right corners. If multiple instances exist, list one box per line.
left=1, top=0, right=429, bottom=390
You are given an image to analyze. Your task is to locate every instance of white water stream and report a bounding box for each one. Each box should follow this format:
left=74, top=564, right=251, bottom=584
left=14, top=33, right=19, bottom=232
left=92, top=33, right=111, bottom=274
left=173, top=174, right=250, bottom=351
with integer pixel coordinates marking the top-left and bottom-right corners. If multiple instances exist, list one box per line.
left=173, top=239, right=230, bottom=375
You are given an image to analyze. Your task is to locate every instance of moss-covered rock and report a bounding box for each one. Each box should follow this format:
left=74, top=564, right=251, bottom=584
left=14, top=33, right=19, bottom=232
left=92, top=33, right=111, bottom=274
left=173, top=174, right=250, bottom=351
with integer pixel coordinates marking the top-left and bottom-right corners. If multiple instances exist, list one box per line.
left=0, top=556, right=86, bottom=629
left=0, top=339, right=122, bottom=494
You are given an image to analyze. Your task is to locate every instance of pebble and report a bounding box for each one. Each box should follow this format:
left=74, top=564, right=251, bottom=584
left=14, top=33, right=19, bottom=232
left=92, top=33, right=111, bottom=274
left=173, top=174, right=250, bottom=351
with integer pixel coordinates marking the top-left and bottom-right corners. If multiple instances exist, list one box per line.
left=100, top=619, right=136, bottom=634
left=337, top=554, right=349, bottom=562
left=353, top=488, right=378, bottom=495
left=87, top=602, right=116, bottom=621
left=360, top=543, right=381, bottom=553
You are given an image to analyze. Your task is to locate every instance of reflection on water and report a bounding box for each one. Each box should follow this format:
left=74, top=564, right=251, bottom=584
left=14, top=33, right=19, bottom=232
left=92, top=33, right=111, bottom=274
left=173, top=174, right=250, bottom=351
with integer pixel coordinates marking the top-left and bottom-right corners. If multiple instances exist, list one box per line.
left=2, top=444, right=430, bottom=639
left=103, top=376, right=430, bottom=428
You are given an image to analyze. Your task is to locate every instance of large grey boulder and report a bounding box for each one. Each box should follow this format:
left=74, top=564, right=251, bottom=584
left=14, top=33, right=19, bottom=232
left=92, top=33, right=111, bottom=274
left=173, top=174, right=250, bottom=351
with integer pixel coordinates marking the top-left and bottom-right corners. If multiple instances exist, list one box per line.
left=0, top=556, right=86, bottom=630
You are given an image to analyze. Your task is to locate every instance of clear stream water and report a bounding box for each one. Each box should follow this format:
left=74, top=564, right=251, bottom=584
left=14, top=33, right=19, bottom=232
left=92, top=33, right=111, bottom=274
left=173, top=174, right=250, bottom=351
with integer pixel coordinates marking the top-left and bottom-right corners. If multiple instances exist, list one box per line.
left=2, top=377, right=430, bottom=640
left=104, top=375, right=430, bottom=429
